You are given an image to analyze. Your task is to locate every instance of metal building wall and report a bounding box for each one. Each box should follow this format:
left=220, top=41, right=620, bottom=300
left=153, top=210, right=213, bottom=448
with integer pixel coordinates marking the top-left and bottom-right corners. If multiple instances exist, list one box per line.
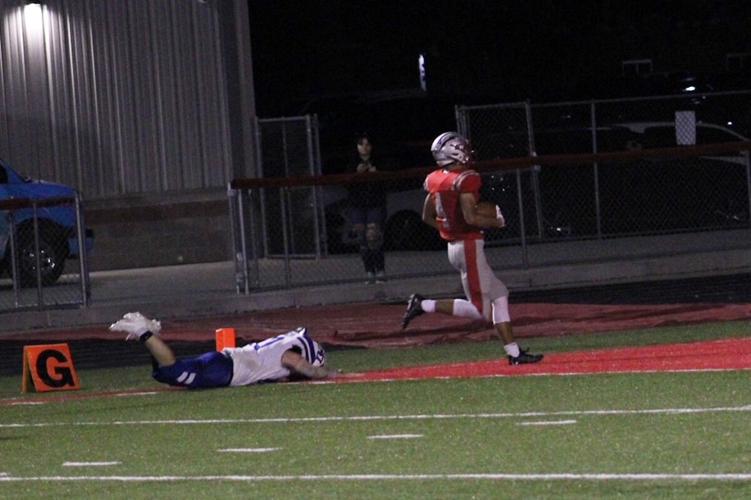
left=0, top=0, right=233, bottom=198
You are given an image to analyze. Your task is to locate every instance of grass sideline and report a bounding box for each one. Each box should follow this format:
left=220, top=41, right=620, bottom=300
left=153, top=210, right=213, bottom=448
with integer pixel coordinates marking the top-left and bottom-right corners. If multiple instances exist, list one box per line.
left=1, top=321, right=750, bottom=498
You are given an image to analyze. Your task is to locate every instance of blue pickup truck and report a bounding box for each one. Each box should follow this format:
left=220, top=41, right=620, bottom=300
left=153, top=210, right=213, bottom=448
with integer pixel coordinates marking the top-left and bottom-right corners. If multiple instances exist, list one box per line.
left=0, top=159, right=94, bottom=286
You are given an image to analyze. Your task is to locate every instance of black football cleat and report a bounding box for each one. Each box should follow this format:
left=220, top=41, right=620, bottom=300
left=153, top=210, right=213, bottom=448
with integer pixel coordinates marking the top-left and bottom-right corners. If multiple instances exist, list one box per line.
left=401, top=294, right=425, bottom=330
left=508, top=348, right=544, bottom=365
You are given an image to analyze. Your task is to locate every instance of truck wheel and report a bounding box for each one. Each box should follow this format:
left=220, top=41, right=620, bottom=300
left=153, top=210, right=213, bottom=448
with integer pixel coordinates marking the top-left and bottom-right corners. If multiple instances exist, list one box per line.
left=16, top=228, right=67, bottom=287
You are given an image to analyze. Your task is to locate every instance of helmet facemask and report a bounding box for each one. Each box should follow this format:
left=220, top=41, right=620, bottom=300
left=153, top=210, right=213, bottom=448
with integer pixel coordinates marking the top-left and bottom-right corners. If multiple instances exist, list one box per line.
left=311, top=341, right=327, bottom=367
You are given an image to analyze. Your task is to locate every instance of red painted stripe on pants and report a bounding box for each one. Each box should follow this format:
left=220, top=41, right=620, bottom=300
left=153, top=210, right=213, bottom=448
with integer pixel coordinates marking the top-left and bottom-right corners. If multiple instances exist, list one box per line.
left=464, top=240, right=483, bottom=312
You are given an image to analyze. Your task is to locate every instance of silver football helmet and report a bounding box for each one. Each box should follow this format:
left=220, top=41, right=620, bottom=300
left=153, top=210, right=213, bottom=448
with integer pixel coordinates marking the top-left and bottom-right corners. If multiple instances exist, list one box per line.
left=431, top=132, right=473, bottom=166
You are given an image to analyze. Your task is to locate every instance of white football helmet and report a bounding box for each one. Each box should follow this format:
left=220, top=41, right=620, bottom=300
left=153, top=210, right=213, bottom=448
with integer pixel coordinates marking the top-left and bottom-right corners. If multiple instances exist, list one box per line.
left=431, top=132, right=473, bottom=166
left=312, top=341, right=326, bottom=367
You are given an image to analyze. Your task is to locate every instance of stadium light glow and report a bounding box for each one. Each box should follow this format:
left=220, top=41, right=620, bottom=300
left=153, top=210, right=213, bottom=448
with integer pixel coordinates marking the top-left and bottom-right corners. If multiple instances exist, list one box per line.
left=683, top=85, right=696, bottom=92
left=418, top=54, right=427, bottom=91
left=23, top=2, right=43, bottom=38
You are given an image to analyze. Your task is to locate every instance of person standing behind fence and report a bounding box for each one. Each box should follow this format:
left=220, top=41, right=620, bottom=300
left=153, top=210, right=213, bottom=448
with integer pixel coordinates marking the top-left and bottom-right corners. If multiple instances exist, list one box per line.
left=348, top=134, right=386, bottom=284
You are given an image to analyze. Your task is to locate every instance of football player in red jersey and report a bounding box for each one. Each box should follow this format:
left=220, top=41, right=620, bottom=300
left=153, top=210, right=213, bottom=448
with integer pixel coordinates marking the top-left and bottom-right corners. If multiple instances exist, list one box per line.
left=401, top=132, right=543, bottom=365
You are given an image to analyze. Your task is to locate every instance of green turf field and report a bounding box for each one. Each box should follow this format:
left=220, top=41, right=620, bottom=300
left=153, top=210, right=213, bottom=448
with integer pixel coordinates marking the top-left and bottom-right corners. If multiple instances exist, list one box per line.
left=1, top=321, right=751, bottom=498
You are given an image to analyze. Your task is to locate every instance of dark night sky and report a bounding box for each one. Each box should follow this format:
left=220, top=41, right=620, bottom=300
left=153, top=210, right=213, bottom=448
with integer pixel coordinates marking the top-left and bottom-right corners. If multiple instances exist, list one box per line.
left=248, top=0, right=751, bottom=116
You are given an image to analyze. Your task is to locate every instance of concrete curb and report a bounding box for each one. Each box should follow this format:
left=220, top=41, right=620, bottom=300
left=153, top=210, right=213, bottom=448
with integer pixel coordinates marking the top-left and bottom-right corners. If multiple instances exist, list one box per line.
left=2, top=245, right=750, bottom=335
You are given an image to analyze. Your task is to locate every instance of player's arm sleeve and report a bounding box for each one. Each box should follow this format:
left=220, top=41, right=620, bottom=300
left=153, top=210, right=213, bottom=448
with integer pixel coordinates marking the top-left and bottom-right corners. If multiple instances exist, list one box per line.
left=422, top=193, right=438, bottom=229
left=454, top=170, right=481, bottom=193
left=460, top=193, right=501, bottom=228
left=459, top=192, right=481, bottom=226
left=281, top=350, right=333, bottom=380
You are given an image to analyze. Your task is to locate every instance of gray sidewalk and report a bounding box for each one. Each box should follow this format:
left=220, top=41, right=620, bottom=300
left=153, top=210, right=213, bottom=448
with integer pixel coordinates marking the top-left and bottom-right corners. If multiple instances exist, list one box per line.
left=1, top=228, right=750, bottom=334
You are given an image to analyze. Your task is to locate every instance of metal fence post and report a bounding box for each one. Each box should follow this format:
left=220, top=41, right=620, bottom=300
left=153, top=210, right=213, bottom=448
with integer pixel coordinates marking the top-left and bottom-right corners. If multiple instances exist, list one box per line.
left=235, top=188, right=251, bottom=294
left=305, top=115, right=322, bottom=259
left=32, top=202, right=44, bottom=307
left=280, top=121, right=297, bottom=254
left=525, top=101, right=544, bottom=240
left=248, top=188, right=261, bottom=289
left=74, top=193, right=90, bottom=306
left=745, top=149, right=751, bottom=229
left=228, top=185, right=238, bottom=293
left=515, top=169, right=529, bottom=268
left=312, top=114, right=329, bottom=256
left=8, top=211, right=20, bottom=307
left=455, top=105, right=469, bottom=138
left=280, top=187, right=292, bottom=287
left=228, top=186, right=243, bottom=294
left=591, top=101, right=603, bottom=239
left=255, top=118, right=270, bottom=260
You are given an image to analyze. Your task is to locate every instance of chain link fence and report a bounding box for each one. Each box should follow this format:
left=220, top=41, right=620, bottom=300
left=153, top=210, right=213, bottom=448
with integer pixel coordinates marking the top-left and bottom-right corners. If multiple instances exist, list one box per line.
left=255, top=116, right=326, bottom=258
left=231, top=179, right=456, bottom=293
left=0, top=196, right=91, bottom=311
left=232, top=94, right=751, bottom=293
left=458, top=91, right=751, bottom=240
left=231, top=142, right=751, bottom=293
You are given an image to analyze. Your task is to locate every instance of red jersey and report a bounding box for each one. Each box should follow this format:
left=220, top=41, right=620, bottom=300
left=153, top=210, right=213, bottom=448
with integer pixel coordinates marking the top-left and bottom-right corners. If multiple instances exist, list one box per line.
left=424, top=167, right=483, bottom=241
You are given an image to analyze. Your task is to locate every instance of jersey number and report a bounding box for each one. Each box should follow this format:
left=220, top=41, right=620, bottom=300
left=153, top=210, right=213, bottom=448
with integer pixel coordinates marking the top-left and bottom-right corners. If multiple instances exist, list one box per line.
left=434, top=193, right=452, bottom=230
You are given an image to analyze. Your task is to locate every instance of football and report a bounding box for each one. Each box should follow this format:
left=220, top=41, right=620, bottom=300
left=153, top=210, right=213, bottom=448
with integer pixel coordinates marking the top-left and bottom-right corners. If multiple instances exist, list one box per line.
left=475, top=200, right=498, bottom=218
left=475, top=200, right=505, bottom=227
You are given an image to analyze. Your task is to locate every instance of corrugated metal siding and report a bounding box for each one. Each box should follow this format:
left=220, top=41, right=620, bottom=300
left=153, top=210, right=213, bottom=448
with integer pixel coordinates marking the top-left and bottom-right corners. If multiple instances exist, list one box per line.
left=0, top=0, right=233, bottom=198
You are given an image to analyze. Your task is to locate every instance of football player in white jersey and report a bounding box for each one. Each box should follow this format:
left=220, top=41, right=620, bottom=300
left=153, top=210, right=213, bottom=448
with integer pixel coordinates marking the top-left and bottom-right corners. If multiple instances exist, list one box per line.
left=109, top=312, right=336, bottom=389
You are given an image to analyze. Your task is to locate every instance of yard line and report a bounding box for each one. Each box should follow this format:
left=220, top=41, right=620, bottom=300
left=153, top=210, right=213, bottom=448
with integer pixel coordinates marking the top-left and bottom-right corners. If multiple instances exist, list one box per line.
left=1, top=404, right=750, bottom=429
left=62, top=462, right=121, bottom=467
left=516, top=420, right=577, bottom=426
left=113, top=392, right=158, bottom=398
left=9, top=402, right=45, bottom=406
left=329, top=367, right=751, bottom=385
left=2, top=473, right=751, bottom=482
left=217, top=448, right=280, bottom=453
left=367, top=434, right=423, bottom=440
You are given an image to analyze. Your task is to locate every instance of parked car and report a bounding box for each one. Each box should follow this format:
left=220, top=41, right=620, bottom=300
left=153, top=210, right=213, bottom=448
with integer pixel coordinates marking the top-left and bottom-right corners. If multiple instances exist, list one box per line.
left=323, top=120, right=750, bottom=252
left=321, top=180, right=442, bottom=253
left=481, top=120, right=751, bottom=236
left=0, top=159, right=94, bottom=286
left=322, top=173, right=521, bottom=253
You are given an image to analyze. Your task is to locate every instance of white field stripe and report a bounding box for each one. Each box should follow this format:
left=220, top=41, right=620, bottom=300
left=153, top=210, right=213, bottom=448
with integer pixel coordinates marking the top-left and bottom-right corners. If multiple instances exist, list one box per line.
left=2, top=404, right=750, bottom=429
left=217, top=448, right=280, bottom=453
left=2, top=473, right=751, bottom=482
left=327, top=367, right=751, bottom=385
left=9, top=401, right=46, bottom=406
left=516, top=420, right=577, bottom=426
left=367, top=434, right=423, bottom=440
left=62, top=462, right=121, bottom=467
left=114, top=392, right=158, bottom=398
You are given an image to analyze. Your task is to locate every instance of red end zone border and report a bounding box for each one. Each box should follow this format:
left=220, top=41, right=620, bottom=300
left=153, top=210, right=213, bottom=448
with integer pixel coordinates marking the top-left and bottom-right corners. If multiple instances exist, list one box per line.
left=2, top=338, right=750, bottom=405
left=334, top=337, right=751, bottom=383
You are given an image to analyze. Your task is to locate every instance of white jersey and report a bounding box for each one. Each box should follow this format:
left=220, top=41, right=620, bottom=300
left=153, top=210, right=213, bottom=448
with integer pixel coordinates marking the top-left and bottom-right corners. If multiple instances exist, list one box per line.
left=224, top=328, right=318, bottom=386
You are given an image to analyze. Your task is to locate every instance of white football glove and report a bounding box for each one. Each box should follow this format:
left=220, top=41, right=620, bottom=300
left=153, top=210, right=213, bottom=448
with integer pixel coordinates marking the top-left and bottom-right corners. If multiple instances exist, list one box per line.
left=495, top=205, right=506, bottom=228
